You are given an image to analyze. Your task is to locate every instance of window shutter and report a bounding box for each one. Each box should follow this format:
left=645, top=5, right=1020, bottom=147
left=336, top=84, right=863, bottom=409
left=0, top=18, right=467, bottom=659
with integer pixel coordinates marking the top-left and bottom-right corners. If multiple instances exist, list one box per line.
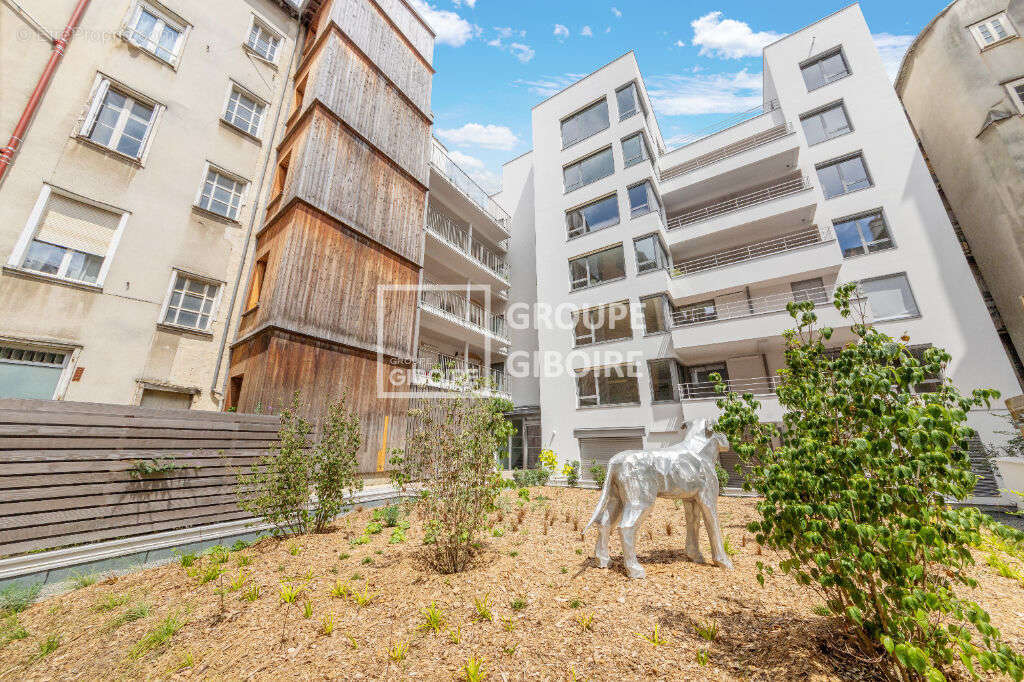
left=79, top=78, right=110, bottom=137
left=35, top=194, right=121, bottom=256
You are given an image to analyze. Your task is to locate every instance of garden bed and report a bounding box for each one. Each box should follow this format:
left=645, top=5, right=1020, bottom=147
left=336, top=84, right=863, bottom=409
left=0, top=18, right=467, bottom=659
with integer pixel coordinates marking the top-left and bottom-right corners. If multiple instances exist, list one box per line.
left=2, top=488, right=1022, bottom=680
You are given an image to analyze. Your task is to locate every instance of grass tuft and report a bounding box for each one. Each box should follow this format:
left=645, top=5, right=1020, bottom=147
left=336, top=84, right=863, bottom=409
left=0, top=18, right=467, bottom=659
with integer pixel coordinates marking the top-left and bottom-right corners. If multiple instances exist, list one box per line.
left=129, top=613, right=184, bottom=658
left=93, top=593, right=130, bottom=612
left=472, top=593, right=493, bottom=622
left=107, top=603, right=151, bottom=630
left=418, top=602, right=446, bottom=633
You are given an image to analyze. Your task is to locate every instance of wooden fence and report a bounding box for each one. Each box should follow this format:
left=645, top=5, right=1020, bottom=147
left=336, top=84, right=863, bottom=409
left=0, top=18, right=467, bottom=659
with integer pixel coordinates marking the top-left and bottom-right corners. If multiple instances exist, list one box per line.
left=0, top=399, right=280, bottom=557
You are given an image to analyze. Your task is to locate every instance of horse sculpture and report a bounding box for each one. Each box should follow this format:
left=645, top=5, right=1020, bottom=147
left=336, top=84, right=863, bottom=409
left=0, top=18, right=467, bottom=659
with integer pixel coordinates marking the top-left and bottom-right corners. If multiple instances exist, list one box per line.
left=583, top=418, right=732, bottom=579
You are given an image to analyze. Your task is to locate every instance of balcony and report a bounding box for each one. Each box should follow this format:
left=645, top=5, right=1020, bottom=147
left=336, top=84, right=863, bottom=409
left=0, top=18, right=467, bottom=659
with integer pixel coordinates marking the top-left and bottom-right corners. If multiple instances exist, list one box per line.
left=419, top=278, right=510, bottom=343
left=426, top=208, right=510, bottom=282
left=430, top=139, right=510, bottom=234
left=413, top=347, right=510, bottom=395
left=674, top=285, right=834, bottom=326
left=661, top=122, right=792, bottom=182
left=666, top=176, right=812, bottom=232
left=679, top=375, right=779, bottom=400
left=671, top=225, right=830, bottom=278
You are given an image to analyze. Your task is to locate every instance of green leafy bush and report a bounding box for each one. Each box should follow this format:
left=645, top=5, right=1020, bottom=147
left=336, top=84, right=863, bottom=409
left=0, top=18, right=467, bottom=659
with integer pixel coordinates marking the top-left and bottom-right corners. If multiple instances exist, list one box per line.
left=588, top=460, right=606, bottom=488
left=563, top=460, right=579, bottom=487
left=714, top=283, right=1024, bottom=681
left=373, top=504, right=402, bottom=528
left=236, top=393, right=363, bottom=536
left=715, top=463, right=729, bottom=490
left=391, top=389, right=512, bottom=573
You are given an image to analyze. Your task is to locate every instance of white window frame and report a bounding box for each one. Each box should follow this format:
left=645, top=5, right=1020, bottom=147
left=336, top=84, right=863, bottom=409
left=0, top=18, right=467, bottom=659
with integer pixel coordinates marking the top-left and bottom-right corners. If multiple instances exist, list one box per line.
left=969, top=12, right=1017, bottom=49
left=6, top=184, right=130, bottom=288
left=121, top=0, right=189, bottom=67
left=858, top=272, right=921, bottom=322
left=568, top=244, right=626, bottom=291
left=245, top=15, right=283, bottom=64
left=158, top=269, right=224, bottom=334
left=615, top=81, right=646, bottom=121
left=1005, top=76, right=1024, bottom=114
left=799, top=101, right=853, bottom=145
left=77, top=74, right=163, bottom=163
left=194, top=162, right=249, bottom=221
left=621, top=130, right=652, bottom=168
left=816, top=152, right=873, bottom=199
left=222, top=81, right=268, bottom=138
left=800, top=47, right=851, bottom=92
left=0, top=338, right=80, bottom=401
left=627, top=179, right=661, bottom=218
left=574, top=362, right=641, bottom=408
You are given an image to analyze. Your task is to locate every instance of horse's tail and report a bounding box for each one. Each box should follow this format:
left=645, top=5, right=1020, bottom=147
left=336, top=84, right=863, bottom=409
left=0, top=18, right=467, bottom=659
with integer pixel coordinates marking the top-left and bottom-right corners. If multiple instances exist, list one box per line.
left=583, top=463, right=614, bottom=535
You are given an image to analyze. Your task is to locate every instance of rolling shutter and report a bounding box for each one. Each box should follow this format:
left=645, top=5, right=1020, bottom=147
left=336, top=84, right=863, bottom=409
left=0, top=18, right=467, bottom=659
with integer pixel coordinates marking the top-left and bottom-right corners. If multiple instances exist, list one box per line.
left=35, top=193, right=121, bottom=256
left=578, top=436, right=643, bottom=480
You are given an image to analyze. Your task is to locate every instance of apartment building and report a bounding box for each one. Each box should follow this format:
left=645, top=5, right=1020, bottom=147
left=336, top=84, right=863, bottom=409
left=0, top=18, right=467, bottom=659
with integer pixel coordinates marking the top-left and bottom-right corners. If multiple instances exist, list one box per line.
left=895, top=0, right=1024, bottom=387
left=497, top=4, right=1019, bottom=491
left=0, top=0, right=299, bottom=409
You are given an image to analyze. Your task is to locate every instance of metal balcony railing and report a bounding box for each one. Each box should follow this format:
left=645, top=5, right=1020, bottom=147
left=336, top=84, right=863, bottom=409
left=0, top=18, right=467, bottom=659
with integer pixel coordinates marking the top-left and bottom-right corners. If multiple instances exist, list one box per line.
left=419, top=279, right=510, bottom=341
left=661, top=123, right=792, bottom=181
left=426, top=208, right=510, bottom=280
left=673, top=286, right=833, bottom=327
left=678, top=375, right=780, bottom=400
left=670, top=225, right=833, bottom=278
left=665, top=176, right=812, bottom=231
left=430, top=139, right=510, bottom=232
left=665, top=99, right=780, bottom=150
left=415, top=347, right=509, bottom=394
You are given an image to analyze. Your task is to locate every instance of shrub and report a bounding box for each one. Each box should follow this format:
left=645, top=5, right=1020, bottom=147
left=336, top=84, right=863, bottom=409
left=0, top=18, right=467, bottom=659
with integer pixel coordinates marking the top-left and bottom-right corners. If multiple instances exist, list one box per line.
left=715, top=462, right=729, bottom=490
left=1, top=583, right=40, bottom=616
left=714, top=283, right=1024, bottom=681
left=588, top=460, right=606, bottom=488
left=391, top=388, right=512, bottom=574
left=373, top=504, right=402, bottom=528
left=539, top=449, right=557, bottom=473
left=236, top=393, right=363, bottom=536
left=563, top=460, right=579, bottom=487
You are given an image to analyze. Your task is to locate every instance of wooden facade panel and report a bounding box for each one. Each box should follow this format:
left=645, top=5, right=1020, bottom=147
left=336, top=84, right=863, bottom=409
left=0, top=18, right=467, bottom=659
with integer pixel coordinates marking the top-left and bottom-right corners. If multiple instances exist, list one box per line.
left=306, top=31, right=429, bottom=184
left=372, top=0, right=434, bottom=65
left=290, top=109, right=426, bottom=265
left=325, top=0, right=432, bottom=114
left=229, top=330, right=411, bottom=473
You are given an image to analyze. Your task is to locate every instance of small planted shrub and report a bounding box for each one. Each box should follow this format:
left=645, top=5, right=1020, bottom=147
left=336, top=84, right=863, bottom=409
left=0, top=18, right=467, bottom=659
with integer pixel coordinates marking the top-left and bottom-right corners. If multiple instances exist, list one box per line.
left=510, top=596, right=527, bottom=611
left=365, top=521, right=383, bottom=535
left=236, top=554, right=252, bottom=568
left=349, top=534, right=370, bottom=547
left=288, top=544, right=301, bottom=556
left=388, top=640, right=409, bottom=663
left=577, top=613, right=594, bottom=632
left=320, top=613, right=335, bottom=636
left=388, top=527, right=407, bottom=544
left=230, top=539, right=251, bottom=552
left=35, top=634, right=60, bottom=659
left=198, top=565, right=223, bottom=585
left=373, top=504, right=402, bottom=528
left=178, top=552, right=198, bottom=568
left=278, top=582, right=304, bottom=604
left=93, top=593, right=130, bottom=612
left=329, top=580, right=351, bottom=599
left=351, top=586, right=377, bottom=609
left=241, top=585, right=260, bottom=603
left=472, top=594, right=493, bottom=622
left=562, top=460, right=580, bottom=487
left=501, top=617, right=515, bottom=632
left=107, top=603, right=151, bottom=630
left=567, top=598, right=582, bottom=609
left=129, top=614, right=184, bottom=658
left=638, top=623, right=667, bottom=646
left=1, top=615, right=28, bottom=647
left=715, top=283, right=1024, bottom=680
left=715, top=462, right=729, bottom=490
left=302, top=600, right=314, bottom=619
left=361, top=557, right=374, bottom=566
left=419, top=602, right=446, bottom=633
left=695, top=620, right=719, bottom=642
left=588, top=460, right=606, bottom=488
left=462, top=656, right=487, bottom=681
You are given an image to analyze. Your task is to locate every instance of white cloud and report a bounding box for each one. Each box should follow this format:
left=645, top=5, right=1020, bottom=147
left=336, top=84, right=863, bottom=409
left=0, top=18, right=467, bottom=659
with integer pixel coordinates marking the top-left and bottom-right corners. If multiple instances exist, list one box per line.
left=553, top=24, right=569, bottom=40
left=872, top=33, right=915, bottom=82
left=467, top=167, right=502, bottom=194
left=436, top=123, right=520, bottom=151
left=611, top=7, right=622, bottom=18
left=452, top=0, right=476, bottom=6
left=515, top=73, right=588, bottom=98
left=447, top=150, right=484, bottom=169
left=675, top=39, right=685, bottom=47
left=509, top=43, right=535, bottom=63
left=407, top=0, right=476, bottom=47
left=690, top=11, right=783, bottom=59
left=647, top=69, right=763, bottom=116
left=581, top=25, right=593, bottom=37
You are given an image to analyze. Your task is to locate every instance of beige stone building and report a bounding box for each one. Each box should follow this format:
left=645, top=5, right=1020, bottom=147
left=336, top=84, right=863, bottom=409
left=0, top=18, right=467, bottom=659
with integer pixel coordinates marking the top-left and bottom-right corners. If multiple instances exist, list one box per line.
left=0, top=0, right=299, bottom=409
left=896, top=0, right=1024, bottom=386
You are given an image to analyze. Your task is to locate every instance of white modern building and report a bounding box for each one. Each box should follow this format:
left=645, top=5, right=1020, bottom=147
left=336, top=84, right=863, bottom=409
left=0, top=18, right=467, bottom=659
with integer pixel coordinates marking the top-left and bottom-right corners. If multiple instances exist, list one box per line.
left=496, top=4, right=1019, bottom=493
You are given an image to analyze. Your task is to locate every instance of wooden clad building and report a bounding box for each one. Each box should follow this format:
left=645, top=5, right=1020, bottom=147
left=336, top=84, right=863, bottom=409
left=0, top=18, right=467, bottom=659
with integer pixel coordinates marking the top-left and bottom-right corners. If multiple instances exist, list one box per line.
left=227, top=0, right=434, bottom=472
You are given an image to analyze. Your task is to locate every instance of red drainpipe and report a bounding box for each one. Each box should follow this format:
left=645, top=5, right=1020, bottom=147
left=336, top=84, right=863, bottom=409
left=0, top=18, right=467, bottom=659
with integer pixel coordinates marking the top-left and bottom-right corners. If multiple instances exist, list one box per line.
left=0, top=0, right=91, bottom=184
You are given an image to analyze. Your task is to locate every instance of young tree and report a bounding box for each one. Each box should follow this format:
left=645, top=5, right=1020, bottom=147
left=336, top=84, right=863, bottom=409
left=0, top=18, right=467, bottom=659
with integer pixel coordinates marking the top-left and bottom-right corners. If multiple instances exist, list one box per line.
left=714, top=283, right=1023, bottom=681
left=392, top=385, right=513, bottom=574
left=311, top=393, right=364, bottom=533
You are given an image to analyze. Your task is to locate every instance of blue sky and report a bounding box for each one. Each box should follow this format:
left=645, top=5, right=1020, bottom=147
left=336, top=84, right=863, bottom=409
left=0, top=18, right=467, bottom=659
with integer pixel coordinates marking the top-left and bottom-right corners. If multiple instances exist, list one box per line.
left=409, top=0, right=943, bottom=194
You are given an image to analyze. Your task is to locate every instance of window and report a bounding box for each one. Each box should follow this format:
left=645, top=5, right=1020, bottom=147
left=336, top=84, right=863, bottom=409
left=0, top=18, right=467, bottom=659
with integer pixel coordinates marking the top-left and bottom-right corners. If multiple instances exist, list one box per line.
left=140, top=388, right=193, bottom=409
left=80, top=79, right=158, bottom=160
left=906, top=345, right=943, bottom=393
left=800, top=48, right=850, bottom=91
left=859, top=274, right=919, bottom=321
left=0, top=343, right=72, bottom=400
left=245, top=258, right=267, bottom=311
left=800, top=103, right=851, bottom=145
left=791, top=277, right=828, bottom=304
left=682, top=363, right=728, bottom=399
left=563, top=147, right=614, bottom=192
left=616, top=82, right=644, bottom=121
left=1005, top=76, right=1024, bottom=113
left=161, top=272, right=221, bottom=332
left=273, top=152, right=290, bottom=200
left=197, top=165, right=247, bottom=220
left=676, top=300, right=717, bottom=325
left=633, top=234, right=669, bottom=273
left=576, top=364, right=640, bottom=407
left=569, top=245, right=625, bottom=291
left=648, top=358, right=682, bottom=402
left=246, top=18, right=281, bottom=62
left=640, top=295, right=670, bottom=333
left=834, top=210, right=893, bottom=257
left=970, top=13, right=1016, bottom=48
left=816, top=153, right=872, bottom=199
left=9, top=186, right=127, bottom=287
left=566, top=194, right=619, bottom=238
left=622, top=132, right=651, bottom=168
left=560, top=99, right=610, bottom=148
left=573, top=301, right=632, bottom=346
left=224, top=85, right=266, bottom=137
left=124, top=2, right=187, bottom=65
left=627, top=180, right=660, bottom=217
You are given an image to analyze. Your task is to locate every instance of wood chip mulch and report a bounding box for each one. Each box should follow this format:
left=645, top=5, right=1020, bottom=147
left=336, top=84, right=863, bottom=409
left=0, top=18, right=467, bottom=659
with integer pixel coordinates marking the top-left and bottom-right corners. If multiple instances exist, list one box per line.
left=2, top=489, right=1022, bottom=681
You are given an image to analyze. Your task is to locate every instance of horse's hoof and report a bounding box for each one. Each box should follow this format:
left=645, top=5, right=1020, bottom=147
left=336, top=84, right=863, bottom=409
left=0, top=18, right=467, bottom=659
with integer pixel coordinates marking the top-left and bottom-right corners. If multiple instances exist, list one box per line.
left=716, top=557, right=734, bottom=570
left=596, top=558, right=610, bottom=569
left=626, top=565, right=646, bottom=579
left=687, top=552, right=706, bottom=564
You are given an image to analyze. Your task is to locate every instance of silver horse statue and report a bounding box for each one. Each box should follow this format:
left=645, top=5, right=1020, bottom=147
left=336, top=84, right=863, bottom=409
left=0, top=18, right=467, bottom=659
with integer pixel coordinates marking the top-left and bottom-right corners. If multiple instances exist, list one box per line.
left=583, top=418, right=732, bottom=579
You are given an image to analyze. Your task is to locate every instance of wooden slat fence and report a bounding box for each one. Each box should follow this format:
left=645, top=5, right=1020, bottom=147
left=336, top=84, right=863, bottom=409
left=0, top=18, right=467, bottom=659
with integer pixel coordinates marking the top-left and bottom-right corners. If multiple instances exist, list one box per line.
left=0, top=399, right=281, bottom=557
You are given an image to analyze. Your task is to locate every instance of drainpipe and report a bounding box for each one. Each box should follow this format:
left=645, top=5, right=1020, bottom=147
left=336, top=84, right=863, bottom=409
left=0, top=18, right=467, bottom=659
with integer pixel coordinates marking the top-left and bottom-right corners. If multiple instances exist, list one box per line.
left=0, top=0, right=90, bottom=184
left=209, top=9, right=305, bottom=405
